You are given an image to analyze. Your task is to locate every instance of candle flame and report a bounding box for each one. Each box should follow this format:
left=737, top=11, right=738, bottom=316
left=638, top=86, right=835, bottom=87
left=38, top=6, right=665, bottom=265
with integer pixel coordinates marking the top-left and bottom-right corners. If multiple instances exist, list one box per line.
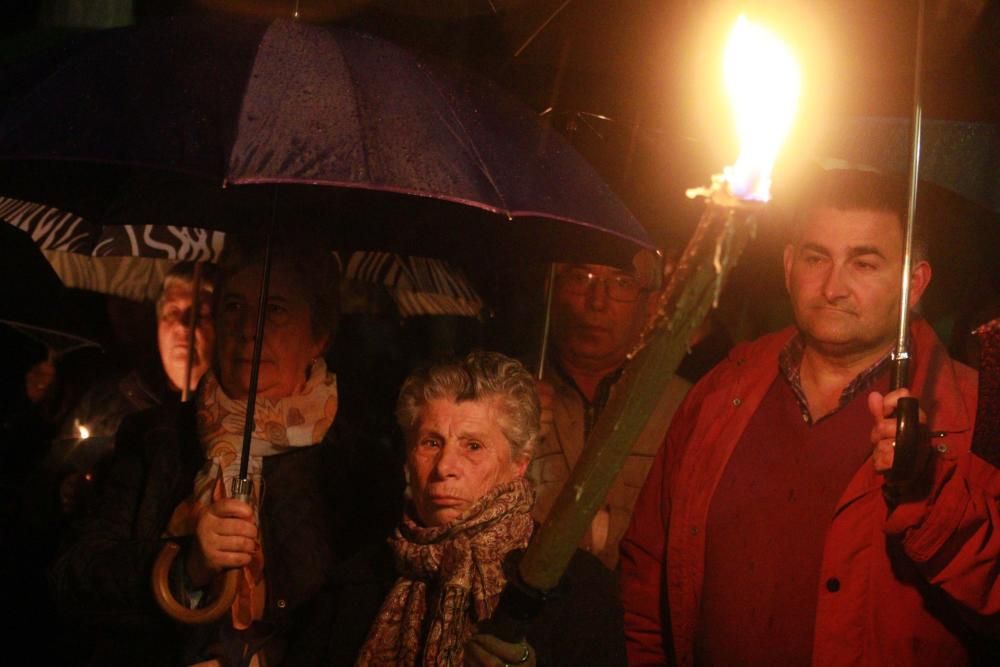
left=723, top=15, right=800, bottom=201
left=75, top=419, right=90, bottom=440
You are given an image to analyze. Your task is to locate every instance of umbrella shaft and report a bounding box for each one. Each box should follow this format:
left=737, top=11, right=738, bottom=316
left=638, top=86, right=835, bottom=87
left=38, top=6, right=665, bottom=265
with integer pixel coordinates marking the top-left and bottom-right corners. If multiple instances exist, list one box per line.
left=536, top=264, right=557, bottom=380
left=181, top=262, right=203, bottom=402
left=894, top=0, right=926, bottom=381
left=238, top=218, right=276, bottom=483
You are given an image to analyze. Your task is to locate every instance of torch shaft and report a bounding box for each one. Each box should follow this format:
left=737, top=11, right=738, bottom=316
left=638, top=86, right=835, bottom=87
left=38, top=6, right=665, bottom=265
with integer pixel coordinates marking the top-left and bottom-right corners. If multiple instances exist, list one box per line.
left=517, top=200, right=757, bottom=591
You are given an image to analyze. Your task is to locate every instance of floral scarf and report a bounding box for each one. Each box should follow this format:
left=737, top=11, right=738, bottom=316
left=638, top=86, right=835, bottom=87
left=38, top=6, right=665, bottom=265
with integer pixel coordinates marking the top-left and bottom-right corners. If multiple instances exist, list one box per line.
left=356, top=477, right=535, bottom=667
left=164, top=359, right=338, bottom=629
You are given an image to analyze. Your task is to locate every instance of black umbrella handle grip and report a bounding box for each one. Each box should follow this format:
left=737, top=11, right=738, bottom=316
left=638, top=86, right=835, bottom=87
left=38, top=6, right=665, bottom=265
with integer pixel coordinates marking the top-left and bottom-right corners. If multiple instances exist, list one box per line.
left=884, top=396, right=926, bottom=503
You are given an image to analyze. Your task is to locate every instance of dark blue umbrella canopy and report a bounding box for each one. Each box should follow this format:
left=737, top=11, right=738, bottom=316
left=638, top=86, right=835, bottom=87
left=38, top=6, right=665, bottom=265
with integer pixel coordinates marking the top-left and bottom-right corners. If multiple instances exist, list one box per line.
left=0, top=15, right=652, bottom=266
left=821, top=118, right=1000, bottom=215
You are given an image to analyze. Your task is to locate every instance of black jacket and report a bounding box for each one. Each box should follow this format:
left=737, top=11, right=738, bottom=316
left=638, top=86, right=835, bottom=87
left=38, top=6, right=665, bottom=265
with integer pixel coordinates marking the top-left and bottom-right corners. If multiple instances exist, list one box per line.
left=51, top=400, right=403, bottom=666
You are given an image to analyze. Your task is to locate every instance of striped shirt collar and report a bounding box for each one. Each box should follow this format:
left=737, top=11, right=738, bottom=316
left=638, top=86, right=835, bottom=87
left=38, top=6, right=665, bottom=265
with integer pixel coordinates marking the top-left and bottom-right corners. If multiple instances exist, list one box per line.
left=778, top=333, right=892, bottom=425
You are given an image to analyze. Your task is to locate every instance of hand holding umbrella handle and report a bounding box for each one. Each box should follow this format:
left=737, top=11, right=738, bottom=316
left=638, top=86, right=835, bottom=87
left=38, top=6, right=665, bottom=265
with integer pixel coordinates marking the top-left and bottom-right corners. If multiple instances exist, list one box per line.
left=151, top=541, right=239, bottom=625
left=150, top=479, right=253, bottom=624
left=883, top=356, right=930, bottom=503
left=884, top=395, right=924, bottom=503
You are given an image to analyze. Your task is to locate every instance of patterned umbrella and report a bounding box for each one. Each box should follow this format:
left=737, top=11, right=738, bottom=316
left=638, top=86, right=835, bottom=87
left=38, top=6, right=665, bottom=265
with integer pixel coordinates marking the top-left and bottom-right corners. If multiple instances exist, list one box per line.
left=2, top=196, right=484, bottom=316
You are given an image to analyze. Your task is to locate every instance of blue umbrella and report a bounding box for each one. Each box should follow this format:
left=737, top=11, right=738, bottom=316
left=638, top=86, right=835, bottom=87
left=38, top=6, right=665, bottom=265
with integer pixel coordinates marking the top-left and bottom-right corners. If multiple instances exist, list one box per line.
left=0, top=15, right=652, bottom=267
left=821, top=117, right=1000, bottom=215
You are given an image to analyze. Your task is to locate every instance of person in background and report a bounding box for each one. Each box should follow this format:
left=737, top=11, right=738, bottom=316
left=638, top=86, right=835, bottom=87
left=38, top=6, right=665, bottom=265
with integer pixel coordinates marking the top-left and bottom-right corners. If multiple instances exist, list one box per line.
left=64, top=262, right=217, bottom=439
left=528, top=251, right=691, bottom=569
left=48, top=262, right=218, bottom=516
left=620, top=168, right=998, bottom=666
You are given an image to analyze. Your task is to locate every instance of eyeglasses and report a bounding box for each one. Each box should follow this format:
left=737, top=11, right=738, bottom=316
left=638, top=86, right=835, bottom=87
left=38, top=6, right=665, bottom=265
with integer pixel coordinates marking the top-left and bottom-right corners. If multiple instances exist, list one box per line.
left=555, top=267, right=646, bottom=302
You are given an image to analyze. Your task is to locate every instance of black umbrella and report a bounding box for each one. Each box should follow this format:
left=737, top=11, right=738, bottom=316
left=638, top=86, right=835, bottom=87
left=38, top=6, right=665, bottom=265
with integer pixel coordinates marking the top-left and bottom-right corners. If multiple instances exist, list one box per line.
left=0, top=222, right=100, bottom=357
left=0, top=15, right=652, bottom=267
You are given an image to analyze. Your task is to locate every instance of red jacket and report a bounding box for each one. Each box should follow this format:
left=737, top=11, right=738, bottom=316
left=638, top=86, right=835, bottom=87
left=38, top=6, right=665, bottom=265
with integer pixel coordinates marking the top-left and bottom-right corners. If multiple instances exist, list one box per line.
left=620, top=320, right=1000, bottom=666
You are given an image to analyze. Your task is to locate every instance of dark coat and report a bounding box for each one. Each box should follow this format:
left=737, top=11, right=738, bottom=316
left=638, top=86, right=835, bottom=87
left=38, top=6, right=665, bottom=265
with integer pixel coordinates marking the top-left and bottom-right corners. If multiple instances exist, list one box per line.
left=284, top=540, right=628, bottom=666
left=50, top=400, right=403, bottom=666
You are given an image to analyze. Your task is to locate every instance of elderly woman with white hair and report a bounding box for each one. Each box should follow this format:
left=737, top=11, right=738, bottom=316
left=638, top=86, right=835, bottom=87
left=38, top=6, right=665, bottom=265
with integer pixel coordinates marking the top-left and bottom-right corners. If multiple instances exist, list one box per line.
left=296, top=351, right=625, bottom=666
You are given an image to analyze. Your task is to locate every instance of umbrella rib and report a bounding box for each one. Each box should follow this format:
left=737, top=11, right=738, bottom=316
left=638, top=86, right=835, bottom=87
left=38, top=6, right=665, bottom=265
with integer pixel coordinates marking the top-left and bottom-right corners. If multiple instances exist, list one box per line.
left=411, top=61, right=512, bottom=217
left=334, top=40, right=376, bottom=186
left=513, top=0, right=575, bottom=59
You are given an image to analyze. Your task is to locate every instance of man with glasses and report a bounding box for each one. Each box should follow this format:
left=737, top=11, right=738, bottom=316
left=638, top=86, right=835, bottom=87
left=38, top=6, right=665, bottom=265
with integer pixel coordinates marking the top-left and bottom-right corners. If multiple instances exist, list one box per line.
left=527, top=253, right=691, bottom=569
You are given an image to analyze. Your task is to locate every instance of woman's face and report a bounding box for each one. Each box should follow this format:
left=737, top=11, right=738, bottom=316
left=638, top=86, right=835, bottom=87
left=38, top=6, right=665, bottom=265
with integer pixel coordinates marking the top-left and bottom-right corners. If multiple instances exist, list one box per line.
left=407, top=397, right=528, bottom=527
left=216, top=262, right=327, bottom=399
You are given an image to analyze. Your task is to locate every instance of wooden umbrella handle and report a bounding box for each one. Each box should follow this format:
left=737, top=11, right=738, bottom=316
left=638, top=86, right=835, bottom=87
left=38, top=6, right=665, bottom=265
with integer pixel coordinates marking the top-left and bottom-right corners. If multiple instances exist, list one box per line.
left=151, top=540, right=239, bottom=625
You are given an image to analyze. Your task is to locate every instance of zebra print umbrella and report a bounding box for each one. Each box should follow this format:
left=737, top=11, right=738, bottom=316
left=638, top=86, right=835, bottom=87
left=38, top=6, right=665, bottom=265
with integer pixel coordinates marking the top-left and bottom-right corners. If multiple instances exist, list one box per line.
left=0, top=194, right=222, bottom=301
left=2, top=196, right=484, bottom=316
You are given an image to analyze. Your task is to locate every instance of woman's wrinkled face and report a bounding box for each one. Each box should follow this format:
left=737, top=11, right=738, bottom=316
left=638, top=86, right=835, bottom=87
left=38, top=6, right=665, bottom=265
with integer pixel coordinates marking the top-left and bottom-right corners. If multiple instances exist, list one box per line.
left=216, top=262, right=327, bottom=399
left=407, top=397, right=528, bottom=527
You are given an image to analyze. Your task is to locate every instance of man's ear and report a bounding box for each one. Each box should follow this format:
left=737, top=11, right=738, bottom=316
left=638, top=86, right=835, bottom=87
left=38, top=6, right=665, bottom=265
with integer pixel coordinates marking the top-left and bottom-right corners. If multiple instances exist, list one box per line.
left=907, top=260, right=932, bottom=309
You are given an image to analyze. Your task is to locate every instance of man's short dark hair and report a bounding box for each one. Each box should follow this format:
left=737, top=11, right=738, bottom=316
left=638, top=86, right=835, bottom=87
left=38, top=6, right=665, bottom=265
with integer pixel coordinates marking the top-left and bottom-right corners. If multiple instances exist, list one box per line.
left=790, top=167, right=928, bottom=260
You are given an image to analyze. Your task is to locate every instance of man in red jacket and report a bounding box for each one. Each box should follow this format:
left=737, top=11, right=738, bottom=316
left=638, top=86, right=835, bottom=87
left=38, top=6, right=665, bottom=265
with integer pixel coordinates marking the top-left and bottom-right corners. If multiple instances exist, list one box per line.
left=620, top=169, right=998, bottom=666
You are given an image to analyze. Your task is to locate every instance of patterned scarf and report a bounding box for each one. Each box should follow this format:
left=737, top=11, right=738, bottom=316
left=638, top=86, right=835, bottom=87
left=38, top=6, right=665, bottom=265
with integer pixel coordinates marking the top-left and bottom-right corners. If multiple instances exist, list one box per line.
left=164, top=359, right=338, bottom=629
left=356, top=477, right=535, bottom=667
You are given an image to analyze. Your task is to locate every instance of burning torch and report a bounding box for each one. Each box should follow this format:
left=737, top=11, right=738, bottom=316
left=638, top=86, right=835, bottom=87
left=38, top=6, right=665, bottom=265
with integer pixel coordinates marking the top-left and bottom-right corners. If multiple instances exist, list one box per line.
left=484, top=14, right=801, bottom=634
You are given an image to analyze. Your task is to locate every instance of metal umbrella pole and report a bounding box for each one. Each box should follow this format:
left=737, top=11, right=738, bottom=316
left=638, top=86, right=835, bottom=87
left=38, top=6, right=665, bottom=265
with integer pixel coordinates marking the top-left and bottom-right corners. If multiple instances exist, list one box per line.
left=180, top=261, right=204, bottom=403
left=536, top=263, right=558, bottom=380
left=885, top=0, right=927, bottom=500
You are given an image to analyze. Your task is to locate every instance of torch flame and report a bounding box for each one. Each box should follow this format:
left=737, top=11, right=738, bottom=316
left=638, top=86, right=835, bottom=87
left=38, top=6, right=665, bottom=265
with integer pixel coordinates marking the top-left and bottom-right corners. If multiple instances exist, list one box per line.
left=723, top=15, right=800, bottom=201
